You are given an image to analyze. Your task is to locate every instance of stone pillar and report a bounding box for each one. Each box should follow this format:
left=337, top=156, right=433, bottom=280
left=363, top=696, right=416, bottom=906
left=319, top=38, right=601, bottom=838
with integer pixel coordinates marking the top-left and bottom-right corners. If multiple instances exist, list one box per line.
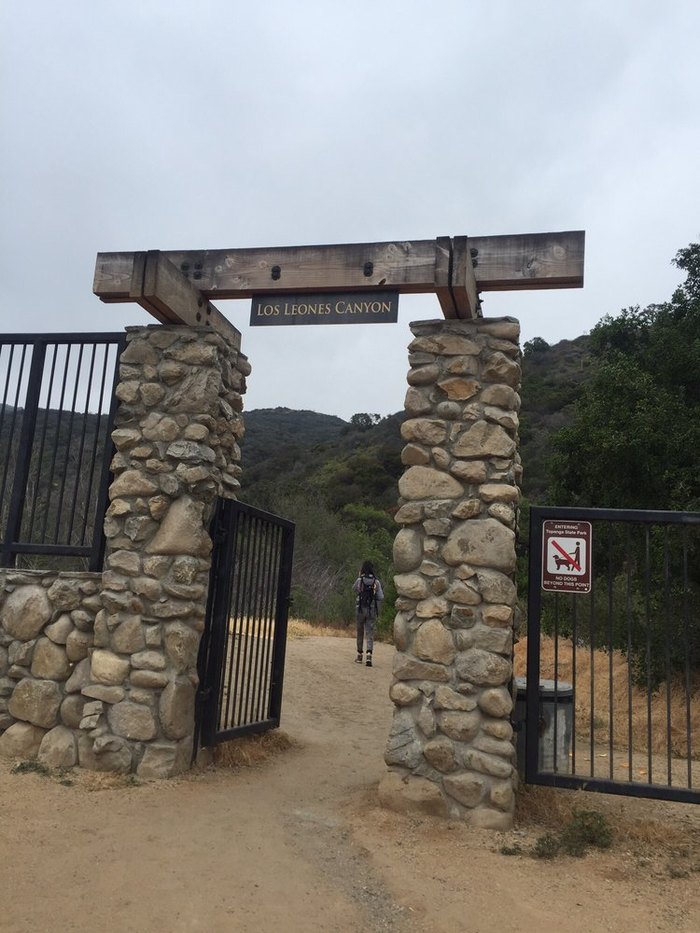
left=379, top=317, right=521, bottom=830
left=76, top=325, right=248, bottom=778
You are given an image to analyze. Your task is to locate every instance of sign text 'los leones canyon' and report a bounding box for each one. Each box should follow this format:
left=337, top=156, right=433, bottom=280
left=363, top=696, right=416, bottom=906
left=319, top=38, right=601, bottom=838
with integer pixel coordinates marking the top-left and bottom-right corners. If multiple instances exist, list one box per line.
left=250, top=291, right=399, bottom=326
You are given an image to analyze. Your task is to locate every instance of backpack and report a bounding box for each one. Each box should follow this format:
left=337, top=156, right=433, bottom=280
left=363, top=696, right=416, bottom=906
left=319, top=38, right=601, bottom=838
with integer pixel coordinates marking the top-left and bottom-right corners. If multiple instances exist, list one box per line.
left=358, top=574, right=377, bottom=612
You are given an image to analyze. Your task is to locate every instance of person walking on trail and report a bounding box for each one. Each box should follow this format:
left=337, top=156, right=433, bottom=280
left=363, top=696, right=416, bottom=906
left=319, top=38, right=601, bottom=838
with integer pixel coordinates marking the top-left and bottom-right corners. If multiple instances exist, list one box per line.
left=353, top=561, right=384, bottom=667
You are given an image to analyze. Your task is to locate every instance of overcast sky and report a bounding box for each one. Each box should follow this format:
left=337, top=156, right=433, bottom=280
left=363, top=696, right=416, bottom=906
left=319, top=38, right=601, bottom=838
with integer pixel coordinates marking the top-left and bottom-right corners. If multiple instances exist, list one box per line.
left=1, top=1, right=698, bottom=421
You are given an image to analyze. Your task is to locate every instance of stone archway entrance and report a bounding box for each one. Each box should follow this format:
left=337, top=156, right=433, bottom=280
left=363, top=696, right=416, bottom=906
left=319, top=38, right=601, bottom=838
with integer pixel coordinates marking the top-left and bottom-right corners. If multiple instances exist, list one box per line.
left=87, top=232, right=584, bottom=816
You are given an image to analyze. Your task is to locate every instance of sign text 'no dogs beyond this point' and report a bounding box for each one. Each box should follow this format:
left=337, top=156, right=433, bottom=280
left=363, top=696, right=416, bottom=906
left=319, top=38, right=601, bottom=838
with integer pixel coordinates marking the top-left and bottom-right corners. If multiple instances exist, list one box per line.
left=541, top=520, right=592, bottom=594
left=250, top=291, right=399, bottom=326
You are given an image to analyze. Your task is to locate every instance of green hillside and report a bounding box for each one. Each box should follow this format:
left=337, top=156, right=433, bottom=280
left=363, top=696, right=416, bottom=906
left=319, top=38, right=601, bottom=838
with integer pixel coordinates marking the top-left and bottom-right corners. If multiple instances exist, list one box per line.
left=239, top=336, right=590, bottom=512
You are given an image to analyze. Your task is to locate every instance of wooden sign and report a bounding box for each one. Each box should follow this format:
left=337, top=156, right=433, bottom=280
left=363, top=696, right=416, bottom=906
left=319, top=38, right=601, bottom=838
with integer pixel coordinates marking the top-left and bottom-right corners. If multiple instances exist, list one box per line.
left=250, top=291, right=399, bottom=326
left=541, top=520, right=592, bottom=594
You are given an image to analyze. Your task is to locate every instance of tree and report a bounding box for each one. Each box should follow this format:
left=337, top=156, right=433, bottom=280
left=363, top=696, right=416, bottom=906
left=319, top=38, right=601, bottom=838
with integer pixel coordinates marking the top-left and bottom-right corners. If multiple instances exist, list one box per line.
left=546, top=243, right=700, bottom=682
left=549, top=242, right=700, bottom=512
left=523, top=336, right=550, bottom=356
left=349, top=412, right=381, bottom=430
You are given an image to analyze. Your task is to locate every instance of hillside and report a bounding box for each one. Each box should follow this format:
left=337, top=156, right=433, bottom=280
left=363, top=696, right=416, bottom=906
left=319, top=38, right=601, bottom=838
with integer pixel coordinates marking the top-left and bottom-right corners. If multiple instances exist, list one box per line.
left=518, top=334, right=592, bottom=502
left=240, top=408, right=406, bottom=511
left=239, top=335, right=592, bottom=510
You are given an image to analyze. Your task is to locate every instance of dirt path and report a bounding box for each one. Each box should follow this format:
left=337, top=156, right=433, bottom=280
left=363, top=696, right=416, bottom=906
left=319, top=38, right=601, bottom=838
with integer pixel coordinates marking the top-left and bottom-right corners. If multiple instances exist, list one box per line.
left=1, top=635, right=698, bottom=932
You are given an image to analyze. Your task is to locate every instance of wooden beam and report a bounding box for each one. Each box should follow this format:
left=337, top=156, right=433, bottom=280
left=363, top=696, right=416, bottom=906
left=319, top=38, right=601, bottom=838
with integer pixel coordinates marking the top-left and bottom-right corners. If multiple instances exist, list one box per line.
left=94, top=231, right=585, bottom=323
left=166, top=240, right=441, bottom=297
left=450, top=236, right=481, bottom=319
left=120, top=251, right=241, bottom=347
left=434, top=236, right=457, bottom=319
left=468, top=230, right=585, bottom=291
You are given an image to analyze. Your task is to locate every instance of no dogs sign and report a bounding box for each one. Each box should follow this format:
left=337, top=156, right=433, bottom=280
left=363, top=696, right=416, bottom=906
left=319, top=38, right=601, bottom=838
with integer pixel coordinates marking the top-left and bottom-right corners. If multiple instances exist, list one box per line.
left=541, top=520, right=592, bottom=594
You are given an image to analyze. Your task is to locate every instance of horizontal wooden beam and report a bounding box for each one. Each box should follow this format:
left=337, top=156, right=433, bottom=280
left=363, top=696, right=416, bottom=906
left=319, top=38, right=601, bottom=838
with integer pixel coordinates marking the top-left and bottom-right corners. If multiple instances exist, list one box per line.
left=94, top=231, right=584, bottom=322
left=121, top=251, right=241, bottom=347
left=467, top=231, right=585, bottom=291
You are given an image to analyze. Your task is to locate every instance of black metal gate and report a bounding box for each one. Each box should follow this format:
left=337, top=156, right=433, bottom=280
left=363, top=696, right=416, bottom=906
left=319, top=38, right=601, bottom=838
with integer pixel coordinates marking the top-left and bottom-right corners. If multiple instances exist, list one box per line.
left=1, top=333, right=125, bottom=569
left=195, top=498, right=295, bottom=749
left=524, top=506, right=700, bottom=804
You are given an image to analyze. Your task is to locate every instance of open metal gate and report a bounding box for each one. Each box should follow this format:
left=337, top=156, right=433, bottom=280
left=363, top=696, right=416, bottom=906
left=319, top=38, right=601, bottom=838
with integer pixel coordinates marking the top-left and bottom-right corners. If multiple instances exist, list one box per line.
left=524, top=506, right=700, bottom=804
left=195, top=498, right=295, bottom=749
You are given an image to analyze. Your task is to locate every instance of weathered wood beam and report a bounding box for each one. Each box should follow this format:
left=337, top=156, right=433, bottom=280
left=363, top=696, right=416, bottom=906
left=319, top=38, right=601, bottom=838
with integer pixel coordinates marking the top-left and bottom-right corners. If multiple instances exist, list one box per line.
left=94, top=231, right=584, bottom=323
left=121, top=251, right=241, bottom=347
left=468, top=231, right=585, bottom=291
left=434, top=236, right=458, bottom=319
left=450, top=236, right=481, bottom=318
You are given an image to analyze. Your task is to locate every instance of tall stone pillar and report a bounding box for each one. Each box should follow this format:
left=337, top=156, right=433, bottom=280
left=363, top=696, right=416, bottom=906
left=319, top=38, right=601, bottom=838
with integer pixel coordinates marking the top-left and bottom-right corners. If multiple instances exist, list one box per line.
left=76, top=325, right=248, bottom=778
left=380, top=317, right=521, bottom=829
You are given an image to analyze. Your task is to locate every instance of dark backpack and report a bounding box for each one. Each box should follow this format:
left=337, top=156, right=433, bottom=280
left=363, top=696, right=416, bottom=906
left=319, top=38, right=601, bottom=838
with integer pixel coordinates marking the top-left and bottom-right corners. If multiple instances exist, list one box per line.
left=359, top=574, right=377, bottom=611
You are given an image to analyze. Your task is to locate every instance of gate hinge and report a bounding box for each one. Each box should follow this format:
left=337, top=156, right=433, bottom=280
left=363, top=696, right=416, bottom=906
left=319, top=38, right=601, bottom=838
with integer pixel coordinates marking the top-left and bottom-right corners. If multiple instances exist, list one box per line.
left=196, top=687, right=212, bottom=706
left=212, top=520, right=228, bottom=545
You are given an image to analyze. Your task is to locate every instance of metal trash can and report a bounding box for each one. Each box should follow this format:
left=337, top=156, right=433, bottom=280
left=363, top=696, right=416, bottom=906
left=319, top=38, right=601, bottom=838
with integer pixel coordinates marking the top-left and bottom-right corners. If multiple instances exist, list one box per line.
left=514, top=676, right=573, bottom=777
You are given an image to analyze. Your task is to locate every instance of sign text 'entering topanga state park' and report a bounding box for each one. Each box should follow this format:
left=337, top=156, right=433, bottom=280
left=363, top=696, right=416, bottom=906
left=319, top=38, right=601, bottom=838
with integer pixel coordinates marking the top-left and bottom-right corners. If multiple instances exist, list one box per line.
left=250, top=291, right=399, bottom=326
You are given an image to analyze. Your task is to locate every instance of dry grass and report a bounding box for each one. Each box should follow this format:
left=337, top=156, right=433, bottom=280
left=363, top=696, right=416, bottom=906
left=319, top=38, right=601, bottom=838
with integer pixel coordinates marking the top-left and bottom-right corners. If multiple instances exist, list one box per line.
left=212, top=729, right=298, bottom=770
left=516, top=784, right=698, bottom=852
left=66, top=771, right=141, bottom=791
left=287, top=617, right=353, bottom=639
left=515, top=636, right=700, bottom=760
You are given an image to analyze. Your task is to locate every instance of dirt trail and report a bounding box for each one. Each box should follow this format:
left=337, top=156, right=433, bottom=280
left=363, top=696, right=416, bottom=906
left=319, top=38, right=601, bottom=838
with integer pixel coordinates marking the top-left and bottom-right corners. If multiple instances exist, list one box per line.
left=0, top=635, right=698, bottom=933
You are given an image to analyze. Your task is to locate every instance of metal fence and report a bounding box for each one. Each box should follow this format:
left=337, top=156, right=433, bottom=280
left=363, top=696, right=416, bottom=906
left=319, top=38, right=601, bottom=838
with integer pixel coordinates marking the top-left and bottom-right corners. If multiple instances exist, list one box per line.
left=524, top=506, right=700, bottom=804
left=196, top=498, right=295, bottom=749
left=0, top=333, right=125, bottom=570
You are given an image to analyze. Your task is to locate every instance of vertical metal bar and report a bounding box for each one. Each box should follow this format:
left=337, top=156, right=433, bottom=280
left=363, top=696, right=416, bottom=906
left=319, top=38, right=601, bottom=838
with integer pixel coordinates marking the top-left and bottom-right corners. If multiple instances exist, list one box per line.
left=0, top=344, right=19, bottom=488
left=227, top=509, right=254, bottom=729
left=261, top=524, right=283, bottom=721
left=67, top=342, right=96, bottom=543
left=571, top=592, right=577, bottom=775
left=39, top=342, right=70, bottom=543
left=268, top=521, right=295, bottom=725
left=589, top=542, right=595, bottom=778
left=249, top=519, right=272, bottom=724
left=0, top=344, right=27, bottom=536
left=232, top=511, right=254, bottom=728
left=216, top=499, right=245, bottom=732
left=50, top=344, right=73, bottom=544
left=203, top=499, right=235, bottom=746
left=553, top=592, right=560, bottom=774
left=625, top=525, right=633, bottom=781
left=53, top=342, right=84, bottom=543
left=607, top=528, right=615, bottom=780
left=238, top=514, right=260, bottom=725
left=253, top=521, right=277, bottom=722
left=682, top=527, right=692, bottom=789
left=220, top=506, right=245, bottom=731
left=645, top=525, right=653, bottom=785
left=82, top=342, right=110, bottom=542
left=664, top=526, right=672, bottom=785
left=25, top=343, right=55, bottom=542
left=89, top=338, right=125, bottom=569
left=525, top=507, right=544, bottom=783
left=243, top=517, right=265, bottom=722
left=1, top=340, right=46, bottom=566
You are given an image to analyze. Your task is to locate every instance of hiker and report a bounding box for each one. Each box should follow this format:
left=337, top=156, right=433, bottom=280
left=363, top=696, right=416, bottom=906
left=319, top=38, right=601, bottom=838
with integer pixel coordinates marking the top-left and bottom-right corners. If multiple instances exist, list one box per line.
left=352, top=560, right=384, bottom=667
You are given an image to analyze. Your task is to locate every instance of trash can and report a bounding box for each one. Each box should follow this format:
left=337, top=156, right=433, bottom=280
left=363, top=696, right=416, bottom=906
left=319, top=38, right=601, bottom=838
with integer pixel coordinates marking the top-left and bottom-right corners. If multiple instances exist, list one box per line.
left=514, top=676, right=573, bottom=777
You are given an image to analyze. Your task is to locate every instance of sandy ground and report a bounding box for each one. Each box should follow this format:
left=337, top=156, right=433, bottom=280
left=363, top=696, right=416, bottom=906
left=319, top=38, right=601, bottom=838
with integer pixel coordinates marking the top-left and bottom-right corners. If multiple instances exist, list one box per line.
left=1, top=634, right=699, bottom=933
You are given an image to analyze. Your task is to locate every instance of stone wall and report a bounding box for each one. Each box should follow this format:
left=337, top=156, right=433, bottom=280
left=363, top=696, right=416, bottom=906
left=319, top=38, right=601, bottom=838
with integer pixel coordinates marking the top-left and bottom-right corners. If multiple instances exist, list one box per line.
left=380, top=317, right=521, bottom=829
left=0, top=324, right=249, bottom=777
left=0, top=571, right=100, bottom=766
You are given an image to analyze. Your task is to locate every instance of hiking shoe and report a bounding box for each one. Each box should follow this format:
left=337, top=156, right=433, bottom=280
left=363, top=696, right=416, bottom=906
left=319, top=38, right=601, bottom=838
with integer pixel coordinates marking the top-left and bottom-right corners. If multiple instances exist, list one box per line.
left=366, top=654, right=373, bottom=667
left=355, top=654, right=363, bottom=663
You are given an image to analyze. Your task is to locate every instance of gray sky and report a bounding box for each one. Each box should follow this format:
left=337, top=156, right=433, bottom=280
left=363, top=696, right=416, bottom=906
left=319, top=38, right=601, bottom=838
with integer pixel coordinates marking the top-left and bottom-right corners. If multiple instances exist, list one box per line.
left=2, top=0, right=699, bottom=421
